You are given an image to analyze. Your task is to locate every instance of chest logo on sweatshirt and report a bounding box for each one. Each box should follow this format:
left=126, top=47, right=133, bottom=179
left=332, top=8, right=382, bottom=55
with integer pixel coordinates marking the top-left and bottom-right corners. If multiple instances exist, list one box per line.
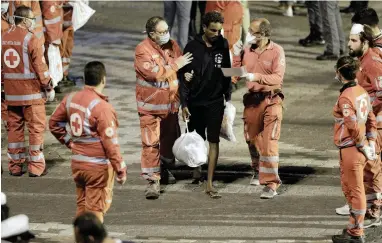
left=4, top=48, right=20, bottom=69
left=214, top=53, right=223, bottom=68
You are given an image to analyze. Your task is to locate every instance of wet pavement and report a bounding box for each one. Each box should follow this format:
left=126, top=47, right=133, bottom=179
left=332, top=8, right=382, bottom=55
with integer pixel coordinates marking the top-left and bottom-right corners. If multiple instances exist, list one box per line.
left=1, top=1, right=382, bottom=242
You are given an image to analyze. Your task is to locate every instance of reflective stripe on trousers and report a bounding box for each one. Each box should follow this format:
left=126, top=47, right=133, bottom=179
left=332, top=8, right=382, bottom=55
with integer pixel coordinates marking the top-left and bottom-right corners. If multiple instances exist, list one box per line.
left=72, top=154, right=110, bottom=164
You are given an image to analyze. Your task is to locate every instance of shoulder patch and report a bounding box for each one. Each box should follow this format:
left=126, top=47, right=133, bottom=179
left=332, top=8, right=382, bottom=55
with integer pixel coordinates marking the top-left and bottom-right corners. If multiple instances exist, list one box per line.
left=105, top=127, right=114, bottom=138
left=343, top=108, right=350, bottom=117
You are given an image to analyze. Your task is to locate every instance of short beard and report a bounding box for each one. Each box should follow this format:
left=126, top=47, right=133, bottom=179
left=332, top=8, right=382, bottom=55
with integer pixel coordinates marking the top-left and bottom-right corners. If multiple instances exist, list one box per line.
left=349, top=49, right=363, bottom=58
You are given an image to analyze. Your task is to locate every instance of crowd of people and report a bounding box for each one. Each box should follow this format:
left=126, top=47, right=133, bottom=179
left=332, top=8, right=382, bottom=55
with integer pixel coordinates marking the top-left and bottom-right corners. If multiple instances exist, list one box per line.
left=1, top=1, right=382, bottom=243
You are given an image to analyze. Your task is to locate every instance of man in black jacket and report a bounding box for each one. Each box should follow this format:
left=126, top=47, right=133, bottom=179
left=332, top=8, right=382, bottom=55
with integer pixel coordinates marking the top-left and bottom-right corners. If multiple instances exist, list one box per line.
left=179, top=11, right=232, bottom=199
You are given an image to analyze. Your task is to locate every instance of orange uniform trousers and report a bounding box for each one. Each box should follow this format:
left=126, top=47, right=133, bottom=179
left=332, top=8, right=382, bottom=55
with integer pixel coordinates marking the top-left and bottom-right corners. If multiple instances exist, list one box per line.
left=7, top=104, right=46, bottom=175
left=72, top=163, right=115, bottom=220
left=139, top=113, right=180, bottom=181
left=340, top=146, right=367, bottom=236
left=60, top=8, right=74, bottom=77
left=243, top=94, right=282, bottom=191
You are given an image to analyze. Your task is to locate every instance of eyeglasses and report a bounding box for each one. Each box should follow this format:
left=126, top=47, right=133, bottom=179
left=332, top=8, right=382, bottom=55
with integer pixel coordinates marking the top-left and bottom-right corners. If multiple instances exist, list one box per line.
left=334, top=64, right=350, bottom=71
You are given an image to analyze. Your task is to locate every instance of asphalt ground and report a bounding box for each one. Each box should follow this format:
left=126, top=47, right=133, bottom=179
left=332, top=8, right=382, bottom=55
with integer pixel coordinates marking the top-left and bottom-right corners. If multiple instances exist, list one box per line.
left=1, top=1, right=382, bottom=242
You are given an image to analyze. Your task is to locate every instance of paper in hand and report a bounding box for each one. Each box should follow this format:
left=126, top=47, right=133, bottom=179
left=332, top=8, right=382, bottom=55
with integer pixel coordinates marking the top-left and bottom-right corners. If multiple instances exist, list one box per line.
left=221, top=66, right=247, bottom=77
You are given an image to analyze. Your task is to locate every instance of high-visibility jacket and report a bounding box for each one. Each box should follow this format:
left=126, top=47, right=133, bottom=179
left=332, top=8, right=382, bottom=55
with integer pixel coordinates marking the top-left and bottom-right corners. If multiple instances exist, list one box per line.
left=41, top=1, right=63, bottom=45
left=1, top=26, right=51, bottom=106
left=134, top=38, right=182, bottom=115
left=333, top=82, right=377, bottom=149
left=8, top=1, right=45, bottom=44
left=49, top=86, right=127, bottom=178
left=356, top=48, right=382, bottom=129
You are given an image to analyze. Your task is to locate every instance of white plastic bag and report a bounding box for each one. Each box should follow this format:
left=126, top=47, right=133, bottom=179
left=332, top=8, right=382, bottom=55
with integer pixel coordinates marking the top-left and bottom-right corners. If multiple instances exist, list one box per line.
left=220, top=102, right=237, bottom=142
left=69, top=1, right=95, bottom=32
left=172, top=121, right=208, bottom=167
left=47, top=44, right=63, bottom=88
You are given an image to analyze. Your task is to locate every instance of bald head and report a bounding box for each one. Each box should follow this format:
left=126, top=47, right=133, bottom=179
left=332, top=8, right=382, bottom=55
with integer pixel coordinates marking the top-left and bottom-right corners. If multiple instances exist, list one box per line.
left=250, top=18, right=271, bottom=37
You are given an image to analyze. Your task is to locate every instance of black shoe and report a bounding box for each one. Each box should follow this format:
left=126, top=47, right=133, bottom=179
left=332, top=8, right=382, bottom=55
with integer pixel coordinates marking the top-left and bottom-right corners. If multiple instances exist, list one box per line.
left=160, top=168, right=176, bottom=185
left=299, top=34, right=325, bottom=47
left=29, top=170, right=48, bottom=177
left=340, top=7, right=355, bottom=14
left=9, top=171, right=23, bottom=176
left=316, top=52, right=339, bottom=61
left=332, top=229, right=365, bottom=243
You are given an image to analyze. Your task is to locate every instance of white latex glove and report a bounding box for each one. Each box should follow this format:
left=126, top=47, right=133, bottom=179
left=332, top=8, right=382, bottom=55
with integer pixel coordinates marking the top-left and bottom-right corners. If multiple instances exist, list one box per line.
left=45, top=89, right=55, bottom=102
left=369, top=140, right=376, bottom=159
left=242, top=73, right=256, bottom=82
left=184, top=70, right=194, bottom=82
left=233, top=40, right=243, bottom=56
left=175, top=52, right=193, bottom=69
left=359, top=145, right=376, bottom=161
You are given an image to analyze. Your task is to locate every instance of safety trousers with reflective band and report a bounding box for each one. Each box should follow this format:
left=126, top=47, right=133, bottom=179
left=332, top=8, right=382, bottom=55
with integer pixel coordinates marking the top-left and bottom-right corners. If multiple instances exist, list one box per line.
left=72, top=163, right=115, bottom=219
left=7, top=104, right=46, bottom=175
left=139, top=113, right=180, bottom=181
left=340, top=146, right=366, bottom=236
left=243, top=95, right=282, bottom=190
left=364, top=155, right=382, bottom=218
left=60, top=26, right=74, bottom=76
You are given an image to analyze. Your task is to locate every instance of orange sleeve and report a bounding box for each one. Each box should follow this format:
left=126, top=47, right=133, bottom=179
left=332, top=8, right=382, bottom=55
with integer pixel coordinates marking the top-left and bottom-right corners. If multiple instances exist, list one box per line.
left=49, top=95, right=72, bottom=147
left=41, top=1, right=63, bottom=44
left=338, top=97, right=366, bottom=147
left=28, top=35, right=51, bottom=89
left=256, top=47, right=286, bottom=86
left=366, top=60, right=382, bottom=95
left=134, top=42, right=179, bottom=82
left=95, top=105, right=127, bottom=178
left=366, top=106, right=377, bottom=142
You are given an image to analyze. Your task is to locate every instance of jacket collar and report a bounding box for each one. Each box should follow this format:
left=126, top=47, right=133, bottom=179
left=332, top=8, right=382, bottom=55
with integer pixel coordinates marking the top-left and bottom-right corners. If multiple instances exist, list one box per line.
left=84, top=86, right=108, bottom=102
left=340, top=81, right=357, bottom=93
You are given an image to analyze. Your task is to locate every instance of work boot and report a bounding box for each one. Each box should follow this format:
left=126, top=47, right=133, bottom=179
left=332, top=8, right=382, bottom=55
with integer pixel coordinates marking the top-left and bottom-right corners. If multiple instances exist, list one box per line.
left=336, top=204, right=350, bottom=216
left=249, top=170, right=260, bottom=186
left=145, top=180, right=160, bottom=200
left=332, top=229, right=365, bottom=243
left=363, top=215, right=382, bottom=228
left=260, top=186, right=278, bottom=199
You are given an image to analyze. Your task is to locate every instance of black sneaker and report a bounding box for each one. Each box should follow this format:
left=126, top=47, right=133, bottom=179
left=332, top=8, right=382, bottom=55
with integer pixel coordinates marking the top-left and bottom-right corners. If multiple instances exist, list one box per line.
left=332, top=229, right=365, bottom=243
left=299, top=34, right=325, bottom=47
left=316, top=52, right=339, bottom=61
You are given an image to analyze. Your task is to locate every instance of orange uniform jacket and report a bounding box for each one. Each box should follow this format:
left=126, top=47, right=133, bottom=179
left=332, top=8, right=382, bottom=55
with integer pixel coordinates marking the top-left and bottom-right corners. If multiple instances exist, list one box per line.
left=205, top=0, right=243, bottom=49
left=333, top=82, right=377, bottom=149
left=134, top=38, right=182, bottom=115
left=356, top=48, right=382, bottom=127
left=1, top=26, right=51, bottom=106
left=374, top=34, right=382, bottom=58
left=8, top=1, right=44, bottom=43
left=41, top=0, right=63, bottom=45
left=233, top=41, right=286, bottom=93
left=1, top=14, right=9, bottom=121
left=49, top=86, right=127, bottom=178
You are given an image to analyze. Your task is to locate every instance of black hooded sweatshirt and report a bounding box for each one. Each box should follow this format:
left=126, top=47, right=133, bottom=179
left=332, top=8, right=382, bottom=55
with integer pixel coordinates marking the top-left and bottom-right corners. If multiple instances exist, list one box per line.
left=178, top=34, right=232, bottom=108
